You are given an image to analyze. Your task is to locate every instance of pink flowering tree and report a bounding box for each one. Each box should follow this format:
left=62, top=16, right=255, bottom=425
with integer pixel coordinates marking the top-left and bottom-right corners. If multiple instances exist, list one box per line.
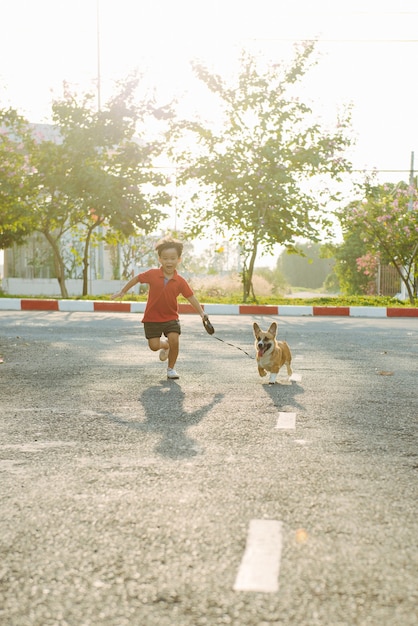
left=355, top=252, right=379, bottom=294
left=341, top=181, right=418, bottom=303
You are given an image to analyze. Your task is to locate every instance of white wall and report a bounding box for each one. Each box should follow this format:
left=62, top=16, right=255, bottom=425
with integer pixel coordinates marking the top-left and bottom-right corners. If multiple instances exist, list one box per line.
left=2, top=278, right=131, bottom=297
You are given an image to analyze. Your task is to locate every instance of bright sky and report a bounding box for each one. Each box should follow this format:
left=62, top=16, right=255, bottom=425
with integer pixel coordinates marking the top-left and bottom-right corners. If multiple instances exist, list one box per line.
left=1, top=0, right=417, bottom=264
left=1, top=0, right=417, bottom=180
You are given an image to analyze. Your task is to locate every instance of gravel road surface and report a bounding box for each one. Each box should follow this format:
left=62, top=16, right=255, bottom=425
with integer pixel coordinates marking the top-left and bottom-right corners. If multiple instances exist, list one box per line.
left=0, top=312, right=417, bottom=626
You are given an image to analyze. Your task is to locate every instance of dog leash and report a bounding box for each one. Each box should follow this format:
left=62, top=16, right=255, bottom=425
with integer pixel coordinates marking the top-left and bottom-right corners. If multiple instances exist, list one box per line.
left=203, top=315, right=255, bottom=360
left=212, top=335, right=255, bottom=359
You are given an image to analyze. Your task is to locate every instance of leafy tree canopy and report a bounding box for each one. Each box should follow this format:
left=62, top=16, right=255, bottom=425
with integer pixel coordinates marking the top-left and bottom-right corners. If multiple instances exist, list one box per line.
left=169, top=43, right=352, bottom=300
left=14, top=76, right=171, bottom=297
left=0, top=108, right=37, bottom=248
left=277, top=242, right=335, bottom=289
left=323, top=230, right=372, bottom=295
left=47, top=76, right=170, bottom=237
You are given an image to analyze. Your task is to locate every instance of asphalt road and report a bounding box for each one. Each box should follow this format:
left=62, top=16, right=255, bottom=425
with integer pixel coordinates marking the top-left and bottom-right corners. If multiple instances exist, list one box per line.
left=0, top=312, right=417, bottom=626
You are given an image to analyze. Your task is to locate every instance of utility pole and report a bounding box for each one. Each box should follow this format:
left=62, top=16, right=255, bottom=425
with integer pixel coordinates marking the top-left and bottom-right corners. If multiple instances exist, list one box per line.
left=400, top=151, right=415, bottom=300
left=408, top=151, right=414, bottom=210
left=96, top=0, right=104, bottom=284
left=408, top=152, right=417, bottom=299
left=96, top=0, right=101, bottom=113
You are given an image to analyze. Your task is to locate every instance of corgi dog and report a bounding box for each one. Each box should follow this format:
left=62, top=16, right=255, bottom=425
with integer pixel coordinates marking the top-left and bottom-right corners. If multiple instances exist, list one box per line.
left=253, top=322, right=292, bottom=385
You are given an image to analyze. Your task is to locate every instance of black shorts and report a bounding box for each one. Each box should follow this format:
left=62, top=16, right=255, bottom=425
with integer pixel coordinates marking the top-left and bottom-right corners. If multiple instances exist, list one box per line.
left=143, top=320, right=181, bottom=340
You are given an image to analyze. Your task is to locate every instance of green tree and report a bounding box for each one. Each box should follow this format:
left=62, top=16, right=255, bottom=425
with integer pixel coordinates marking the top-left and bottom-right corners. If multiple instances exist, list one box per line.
left=0, top=108, right=36, bottom=248
left=29, top=77, right=170, bottom=297
left=255, top=266, right=288, bottom=295
left=29, top=135, right=77, bottom=296
left=277, top=242, right=334, bottom=289
left=169, top=44, right=352, bottom=301
left=106, top=232, right=159, bottom=281
left=324, top=231, right=372, bottom=295
left=339, top=181, right=418, bottom=303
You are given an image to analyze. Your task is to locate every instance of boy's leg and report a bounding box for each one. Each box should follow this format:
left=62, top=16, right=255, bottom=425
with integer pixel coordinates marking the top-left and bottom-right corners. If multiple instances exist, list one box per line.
left=148, top=337, right=169, bottom=352
left=166, top=332, right=179, bottom=369
left=144, top=323, right=169, bottom=353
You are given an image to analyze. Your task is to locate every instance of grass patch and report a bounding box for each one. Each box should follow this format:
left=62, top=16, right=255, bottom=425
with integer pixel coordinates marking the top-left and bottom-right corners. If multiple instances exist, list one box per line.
left=1, top=292, right=416, bottom=307
left=188, top=294, right=415, bottom=307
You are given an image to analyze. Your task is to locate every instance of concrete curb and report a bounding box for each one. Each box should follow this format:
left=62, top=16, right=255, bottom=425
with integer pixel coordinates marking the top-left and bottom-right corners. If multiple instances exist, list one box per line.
left=0, top=298, right=417, bottom=317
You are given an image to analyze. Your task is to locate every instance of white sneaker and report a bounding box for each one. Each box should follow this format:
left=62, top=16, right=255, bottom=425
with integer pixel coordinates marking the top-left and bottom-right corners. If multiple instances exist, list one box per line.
left=159, top=348, right=169, bottom=361
left=167, top=368, right=179, bottom=379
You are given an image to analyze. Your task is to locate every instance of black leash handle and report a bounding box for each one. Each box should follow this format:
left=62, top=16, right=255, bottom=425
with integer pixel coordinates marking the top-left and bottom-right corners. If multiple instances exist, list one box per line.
left=202, top=314, right=215, bottom=335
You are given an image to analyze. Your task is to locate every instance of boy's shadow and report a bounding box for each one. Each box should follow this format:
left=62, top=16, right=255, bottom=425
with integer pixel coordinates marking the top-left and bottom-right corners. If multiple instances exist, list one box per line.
left=109, top=382, right=223, bottom=460
left=139, top=382, right=223, bottom=459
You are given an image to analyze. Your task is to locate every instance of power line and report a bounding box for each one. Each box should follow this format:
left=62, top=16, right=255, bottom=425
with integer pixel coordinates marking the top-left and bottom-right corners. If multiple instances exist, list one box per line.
left=141, top=166, right=416, bottom=176
left=246, top=38, right=418, bottom=44
left=351, top=169, right=414, bottom=173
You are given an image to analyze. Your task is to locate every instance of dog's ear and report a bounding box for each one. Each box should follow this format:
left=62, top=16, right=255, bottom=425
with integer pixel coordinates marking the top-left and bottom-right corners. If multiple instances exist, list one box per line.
left=268, top=322, right=277, bottom=337
left=253, top=322, right=260, bottom=336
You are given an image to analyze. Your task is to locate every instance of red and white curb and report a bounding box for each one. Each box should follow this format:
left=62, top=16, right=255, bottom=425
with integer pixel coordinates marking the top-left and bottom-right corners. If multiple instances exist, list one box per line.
left=0, top=298, right=417, bottom=317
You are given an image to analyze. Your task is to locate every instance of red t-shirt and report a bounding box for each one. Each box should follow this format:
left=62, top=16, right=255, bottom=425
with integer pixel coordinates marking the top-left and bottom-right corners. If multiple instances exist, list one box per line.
left=138, top=268, right=194, bottom=322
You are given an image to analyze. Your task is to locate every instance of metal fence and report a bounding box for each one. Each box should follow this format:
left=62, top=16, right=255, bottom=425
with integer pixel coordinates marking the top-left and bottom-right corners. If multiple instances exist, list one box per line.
left=377, top=265, right=401, bottom=296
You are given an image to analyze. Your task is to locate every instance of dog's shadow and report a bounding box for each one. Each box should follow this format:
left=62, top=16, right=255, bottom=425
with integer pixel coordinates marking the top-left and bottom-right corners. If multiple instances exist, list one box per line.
left=108, top=382, right=223, bottom=460
left=260, top=377, right=305, bottom=412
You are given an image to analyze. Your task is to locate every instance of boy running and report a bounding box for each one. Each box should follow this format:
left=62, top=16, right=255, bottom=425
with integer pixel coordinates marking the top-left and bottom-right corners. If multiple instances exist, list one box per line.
left=111, top=236, right=206, bottom=379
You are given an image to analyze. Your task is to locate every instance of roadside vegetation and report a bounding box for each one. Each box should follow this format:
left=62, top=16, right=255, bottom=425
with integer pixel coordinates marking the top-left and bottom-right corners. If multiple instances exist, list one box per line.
left=1, top=293, right=414, bottom=307
left=1, top=283, right=415, bottom=308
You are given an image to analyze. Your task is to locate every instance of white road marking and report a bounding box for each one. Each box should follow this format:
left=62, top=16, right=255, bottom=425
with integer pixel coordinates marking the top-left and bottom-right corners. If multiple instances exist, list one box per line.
left=233, top=519, right=283, bottom=593
left=275, top=412, right=296, bottom=429
left=5, top=407, right=59, bottom=412
left=0, top=442, right=76, bottom=451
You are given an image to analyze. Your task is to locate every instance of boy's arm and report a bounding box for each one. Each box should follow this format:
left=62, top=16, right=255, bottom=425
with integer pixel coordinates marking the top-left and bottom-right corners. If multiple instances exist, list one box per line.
left=187, top=294, right=215, bottom=335
left=111, top=275, right=140, bottom=299
left=187, top=295, right=206, bottom=319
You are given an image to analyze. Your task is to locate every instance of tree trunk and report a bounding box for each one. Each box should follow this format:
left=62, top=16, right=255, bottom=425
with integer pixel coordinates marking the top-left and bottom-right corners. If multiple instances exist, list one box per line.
left=82, top=226, right=94, bottom=296
left=379, top=237, right=416, bottom=304
left=403, top=269, right=416, bottom=304
left=42, top=231, right=68, bottom=298
left=391, top=259, right=415, bottom=304
left=242, top=239, right=258, bottom=302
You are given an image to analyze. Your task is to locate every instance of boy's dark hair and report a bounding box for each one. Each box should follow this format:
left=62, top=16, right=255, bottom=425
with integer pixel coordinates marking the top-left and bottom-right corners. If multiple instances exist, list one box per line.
left=155, top=236, right=183, bottom=257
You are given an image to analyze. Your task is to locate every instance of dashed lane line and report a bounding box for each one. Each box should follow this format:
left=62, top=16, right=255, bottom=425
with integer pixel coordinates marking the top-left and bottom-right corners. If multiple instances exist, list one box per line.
left=233, top=519, right=283, bottom=593
left=275, top=412, right=296, bottom=429
left=234, top=371, right=302, bottom=592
